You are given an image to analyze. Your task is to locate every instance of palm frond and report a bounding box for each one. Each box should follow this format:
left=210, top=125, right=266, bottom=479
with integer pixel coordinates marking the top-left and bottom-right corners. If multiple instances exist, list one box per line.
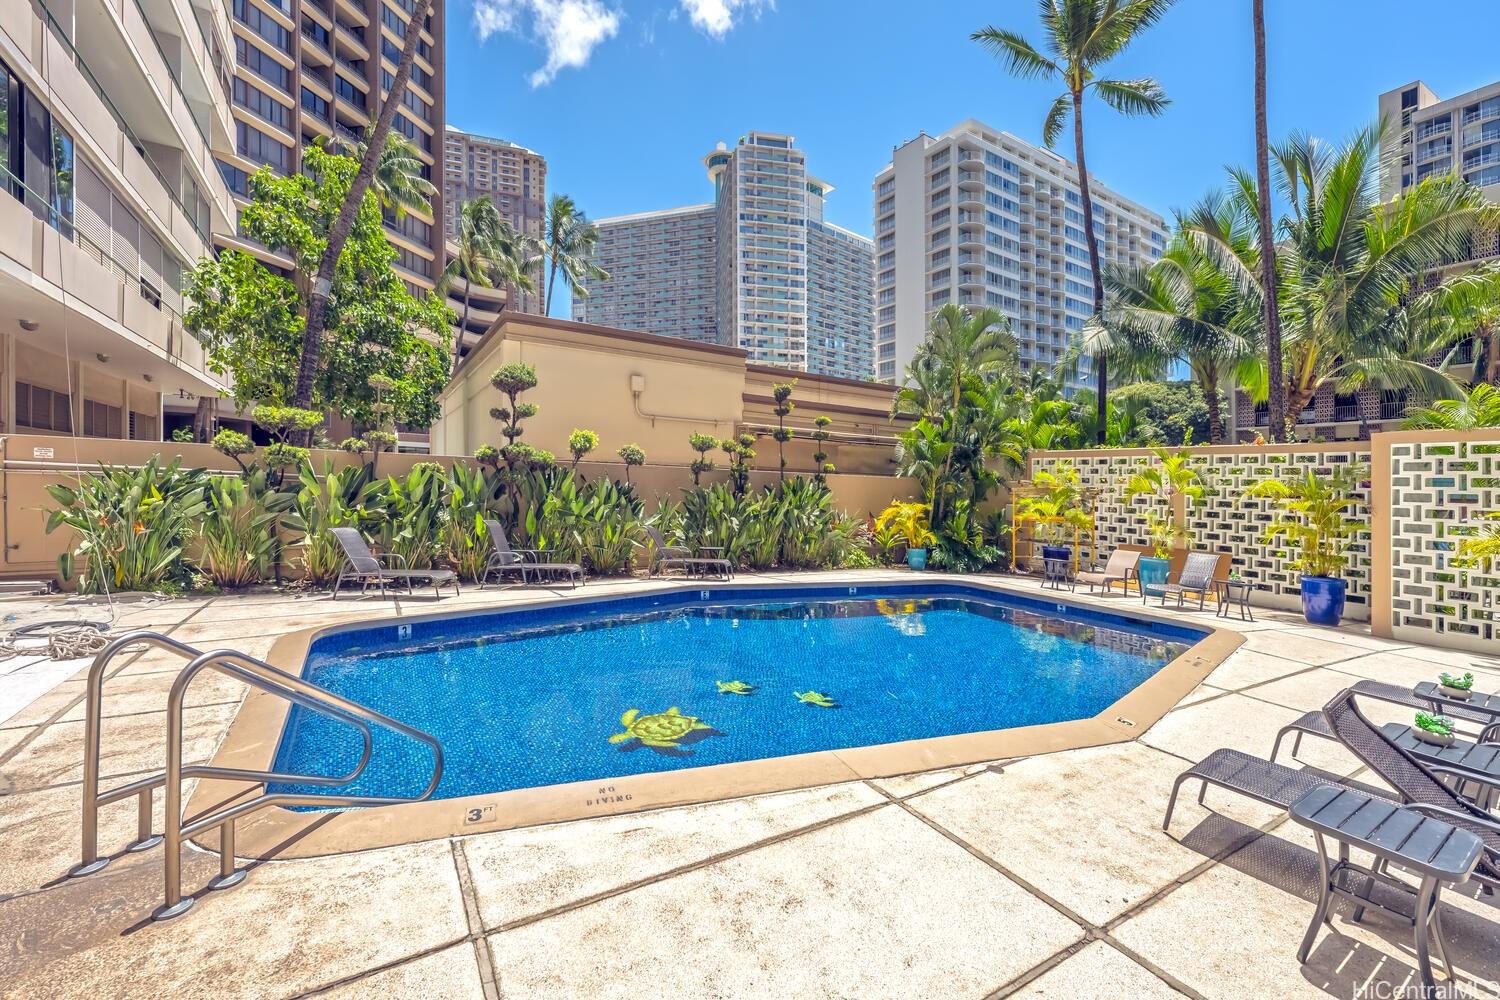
left=1091, top=77, right=1170, bottom=118
left=970, top=26, right=1059, bottom=80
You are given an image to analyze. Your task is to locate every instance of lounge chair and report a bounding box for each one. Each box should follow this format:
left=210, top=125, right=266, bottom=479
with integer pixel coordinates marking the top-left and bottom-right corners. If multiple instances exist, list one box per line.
left=1163, top=747, right=1397, bottom=832
left=1158, top=551, right=1220, bottom=610
left=330, top=527, right=460, bottom=600
left=645, top=525, right=732, bottom=581
left=1321, top=687, right=1500, bottom=894
left=481, top=518, right=583, bottom=589
left=1076, top=549, right=1140, bottom=596
left=1272, top=679, right=1500, bottom=763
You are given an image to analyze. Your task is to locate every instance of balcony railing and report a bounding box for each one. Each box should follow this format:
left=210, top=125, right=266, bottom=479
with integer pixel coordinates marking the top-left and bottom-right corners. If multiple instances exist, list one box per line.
left=1379, top=399, right=1405, bottom=420
left=1333, top=404, right=1360, bottom=422
left=34, top=0, right=211, bottom=243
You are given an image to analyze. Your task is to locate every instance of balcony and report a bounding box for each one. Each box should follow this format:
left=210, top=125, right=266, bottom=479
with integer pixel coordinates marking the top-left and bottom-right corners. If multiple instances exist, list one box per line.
left=27, top=1, right=222, bottom=254
left=956, top=171, right=982, bottom=191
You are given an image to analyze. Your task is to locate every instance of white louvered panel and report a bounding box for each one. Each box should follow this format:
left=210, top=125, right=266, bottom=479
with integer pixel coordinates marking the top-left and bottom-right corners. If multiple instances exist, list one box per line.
left=74, top=162, right=118, bottom=278
left=110, top=193, right=139, bottom=283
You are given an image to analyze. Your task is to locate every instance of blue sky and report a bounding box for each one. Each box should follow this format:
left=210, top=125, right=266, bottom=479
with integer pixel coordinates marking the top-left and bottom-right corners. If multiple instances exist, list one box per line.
left=444, top=1, right=1500, bottom=317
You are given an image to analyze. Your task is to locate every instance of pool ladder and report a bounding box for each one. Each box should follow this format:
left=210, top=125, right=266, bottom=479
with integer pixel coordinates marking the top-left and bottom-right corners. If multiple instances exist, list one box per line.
left=68, top=630, right=444, bottom=920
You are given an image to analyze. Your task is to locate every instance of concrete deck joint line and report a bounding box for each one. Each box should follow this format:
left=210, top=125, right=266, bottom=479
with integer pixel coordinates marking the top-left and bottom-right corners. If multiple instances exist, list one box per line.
left=451, top=839, right=502, bottom=1000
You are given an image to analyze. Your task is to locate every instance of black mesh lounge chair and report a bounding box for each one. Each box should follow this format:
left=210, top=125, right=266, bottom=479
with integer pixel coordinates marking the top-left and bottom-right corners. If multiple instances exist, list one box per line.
left=330, top=527, right=460, bottom=599
left=645, top=525, right=732, bottom=581
left=1077, top=549, right=1140, bottom=596
left=1159, top=551, right=1220, bottom=610
left=1321, top=687, right=1500, bottom=894
left=481, top=518, right=583, bottom=588
left=1273, top=680, right=1500, bottom=762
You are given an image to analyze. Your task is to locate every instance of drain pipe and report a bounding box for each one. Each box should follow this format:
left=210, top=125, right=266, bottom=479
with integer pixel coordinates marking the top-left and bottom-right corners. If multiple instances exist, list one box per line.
left=629, top=373, right=736, bottom=429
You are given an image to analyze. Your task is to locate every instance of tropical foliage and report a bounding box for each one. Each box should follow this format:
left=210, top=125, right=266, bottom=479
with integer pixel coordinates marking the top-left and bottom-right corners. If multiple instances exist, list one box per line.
left=1246, top=464, right=1369, bottom=579
left=537, top=194, right=609, bottom=313
left=184, top=144, right=452, bottom=430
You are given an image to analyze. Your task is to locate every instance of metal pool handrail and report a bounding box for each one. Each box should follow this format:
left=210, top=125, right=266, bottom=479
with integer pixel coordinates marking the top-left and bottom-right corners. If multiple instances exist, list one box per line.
left=156, top=647, right=445, bottom=919
left=73, top=631, right=375, bottom=877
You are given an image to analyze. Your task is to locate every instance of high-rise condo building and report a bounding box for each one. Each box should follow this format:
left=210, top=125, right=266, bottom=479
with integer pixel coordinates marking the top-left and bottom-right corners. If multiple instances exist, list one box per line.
left=872, top=119, right=1167, bottom=386
left=1379, top=79, right=1500, bottom=204
left=573, top=205, right=719, bottom=345
left=216, top=0, right=446, bottom=298
left=442, top=127, right=546, bottom=315
left=0, top=0, right=237, bottom=442
left=577, top=132, right=876, bottom=382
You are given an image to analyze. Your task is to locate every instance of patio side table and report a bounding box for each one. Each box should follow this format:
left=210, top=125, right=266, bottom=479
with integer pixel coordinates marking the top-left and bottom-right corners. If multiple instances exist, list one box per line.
left=1290, top=785, right=1483, bottom=991
left=1379, top=723, right=1500, bottom=809
left=1042, top=557, right=1074, bottom=591
left=1214, top=579, right=1256, bottom=621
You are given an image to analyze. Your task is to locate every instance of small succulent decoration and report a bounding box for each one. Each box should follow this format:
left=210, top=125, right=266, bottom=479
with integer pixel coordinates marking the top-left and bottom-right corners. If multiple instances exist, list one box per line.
left=1414, top=711, right=1454, bottom=737
left=794, top=690, right=837, bottom=708
left=715, top=680, right=756, bottom=696
left=609, top=707, right=712, bottom=749
left=1439, top=672, right=1475, bottom=692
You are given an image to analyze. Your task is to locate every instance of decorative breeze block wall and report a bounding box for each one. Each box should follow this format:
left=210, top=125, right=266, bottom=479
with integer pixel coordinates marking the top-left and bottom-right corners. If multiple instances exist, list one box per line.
left=1388, top=439, right=1500, bottom=653
left=1032, top=446, right=1373, bottom=621
left=1186, top=448, right=1372, bottom=621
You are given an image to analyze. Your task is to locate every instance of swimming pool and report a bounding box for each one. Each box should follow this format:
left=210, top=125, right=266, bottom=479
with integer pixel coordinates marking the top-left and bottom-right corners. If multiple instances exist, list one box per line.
left=267, top=584, right=1208, bottom=807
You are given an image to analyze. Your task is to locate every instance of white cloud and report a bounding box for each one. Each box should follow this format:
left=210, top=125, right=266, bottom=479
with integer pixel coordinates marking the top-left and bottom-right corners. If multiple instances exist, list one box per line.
left=472, top=0, right=622, bottom=86
left=677, top=0, right=771, bottom=38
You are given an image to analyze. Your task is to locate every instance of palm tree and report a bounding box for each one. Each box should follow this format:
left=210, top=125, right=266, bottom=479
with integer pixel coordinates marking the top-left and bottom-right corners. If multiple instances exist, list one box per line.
left=1402, top=383, right=1500, bottom=429
left=438, top=197, right=535, bottom=370
left=536, top=194, right=609, bottom=314
left=1250, top=0, right=1286, bottom=441
left=973, top=0, right=1176, bottom=443
left=893, top=304, right=1018, bottom=420
left=330, top=131, right=435, bottom=220
left=1192, top=127, right=1497, bottom=434
left=291, top=0, right=435, bottom=414
left=1082, top=195, right=1261, bottom=443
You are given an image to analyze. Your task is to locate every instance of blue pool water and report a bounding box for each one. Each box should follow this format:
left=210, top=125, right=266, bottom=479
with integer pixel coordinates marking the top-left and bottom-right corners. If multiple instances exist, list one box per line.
left=269, top=585, right=1206, bottom=803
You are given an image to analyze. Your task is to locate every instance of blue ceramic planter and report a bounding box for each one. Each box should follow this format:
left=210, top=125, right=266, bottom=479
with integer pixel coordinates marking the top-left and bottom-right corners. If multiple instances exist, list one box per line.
left=1300, top=575, right=1347, bottom=626
left=906, top=548, right=928, bottom=570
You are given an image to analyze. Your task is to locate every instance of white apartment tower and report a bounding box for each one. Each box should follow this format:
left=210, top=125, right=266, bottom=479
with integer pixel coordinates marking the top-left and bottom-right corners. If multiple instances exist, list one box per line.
left=872, top=120, right=1167, bottom=385
left=0, top=0, right=237, bottom=441
left=572, top=204, right=718, bottom=345
left=1379, top=79, right=1500, bottom=203
left=577, top=132, right=875, bottom=382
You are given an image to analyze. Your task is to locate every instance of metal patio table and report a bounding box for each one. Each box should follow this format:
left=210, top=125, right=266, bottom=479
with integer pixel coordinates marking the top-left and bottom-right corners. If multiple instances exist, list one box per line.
left=1213, top=578, right=1256, bottom=621
left=1290, top=785, right=1483, bottom=991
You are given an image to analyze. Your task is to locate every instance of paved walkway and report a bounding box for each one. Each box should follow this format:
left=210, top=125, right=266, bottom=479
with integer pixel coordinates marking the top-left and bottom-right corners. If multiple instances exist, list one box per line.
left=1, top=571, right=1497, bottom=999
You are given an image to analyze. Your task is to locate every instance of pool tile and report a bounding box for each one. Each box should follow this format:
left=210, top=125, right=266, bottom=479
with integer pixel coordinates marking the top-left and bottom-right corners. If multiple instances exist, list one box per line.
left=488, top=805, right=1082, bottom=999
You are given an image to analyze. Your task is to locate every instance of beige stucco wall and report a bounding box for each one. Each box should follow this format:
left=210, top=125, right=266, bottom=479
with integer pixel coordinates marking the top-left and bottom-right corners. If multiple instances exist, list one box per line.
left=433, top=315, right=910, bottom=477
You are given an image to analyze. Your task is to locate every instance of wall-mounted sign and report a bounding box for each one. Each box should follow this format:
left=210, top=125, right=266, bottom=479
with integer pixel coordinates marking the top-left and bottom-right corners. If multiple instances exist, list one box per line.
left=32, top=447, right=54, bottom=459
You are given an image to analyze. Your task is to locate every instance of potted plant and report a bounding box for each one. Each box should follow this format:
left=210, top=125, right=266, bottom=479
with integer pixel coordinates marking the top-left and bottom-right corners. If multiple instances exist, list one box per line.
left=875, top=501, right=937, bottom=570
left=1413, top=711, right=1455, bottom=748
left=1124, top=448, right=1205, bottom=594
left=1246, top=464, right=1368, bottom=626
left=1439, top=672, right=1475, bottom=701
left=1016, top=464, right=1092, bottom=567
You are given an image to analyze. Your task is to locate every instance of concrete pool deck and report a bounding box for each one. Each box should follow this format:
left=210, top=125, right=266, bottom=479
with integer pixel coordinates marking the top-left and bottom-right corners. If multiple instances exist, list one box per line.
left=1, top=569, right=1498, bottom=998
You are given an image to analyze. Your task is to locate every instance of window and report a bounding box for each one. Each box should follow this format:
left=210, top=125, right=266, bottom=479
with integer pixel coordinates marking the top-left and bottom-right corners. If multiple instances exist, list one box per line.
left=335, top=75, right=366, bottom=109
left=235, top=121, right=289, bottom=171
left=15, top=382, right=72, bottom=433
left=233, top=78, right=291, bottom=131
left=300, top=87, right=329, bottom=122
left=217, top=158, right=250, bottom=196
left=233, top=0, right=292, bottom=52
left=235, top=37, right=291, bottom=91
left=301, top=15, right=329, bottom=48
left=83, top=400, right=123, bottom=438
